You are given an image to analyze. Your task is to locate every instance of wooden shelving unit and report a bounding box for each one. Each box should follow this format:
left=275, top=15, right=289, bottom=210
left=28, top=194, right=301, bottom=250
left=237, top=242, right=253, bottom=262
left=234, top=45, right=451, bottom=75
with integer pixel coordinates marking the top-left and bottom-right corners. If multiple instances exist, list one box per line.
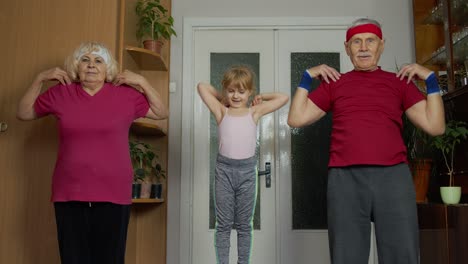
left=126, top=45, right=168, bottom=71
left=119, top=1, right=171, bottom=264
left=132, top=198, right=165, bottom=203
left=413, top=2, right=468, bottom=262
left=125, top=44, right=169, bottom=136
left=413, top=0, right=468, bottom=93
left=418, top=203, right=468, bottom=264
left=131, top=118, right=167, bottom=136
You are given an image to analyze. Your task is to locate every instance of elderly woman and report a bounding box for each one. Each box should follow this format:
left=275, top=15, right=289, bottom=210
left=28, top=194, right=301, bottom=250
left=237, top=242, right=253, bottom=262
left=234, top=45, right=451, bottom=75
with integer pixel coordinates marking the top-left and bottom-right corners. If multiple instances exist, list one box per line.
left=17, top=41, right=168, bottom=264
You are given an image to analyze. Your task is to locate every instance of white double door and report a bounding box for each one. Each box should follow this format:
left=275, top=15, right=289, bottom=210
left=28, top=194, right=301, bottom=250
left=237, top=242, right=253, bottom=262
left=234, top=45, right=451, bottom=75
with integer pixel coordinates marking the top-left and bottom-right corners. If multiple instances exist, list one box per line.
left=190, top=28, right=377, bottom=264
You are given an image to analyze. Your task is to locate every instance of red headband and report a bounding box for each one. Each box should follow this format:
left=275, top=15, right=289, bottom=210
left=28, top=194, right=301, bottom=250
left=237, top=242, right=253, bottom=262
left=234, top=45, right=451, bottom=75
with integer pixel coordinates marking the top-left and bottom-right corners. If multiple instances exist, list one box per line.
left=346, top=24, right=383, bottom=42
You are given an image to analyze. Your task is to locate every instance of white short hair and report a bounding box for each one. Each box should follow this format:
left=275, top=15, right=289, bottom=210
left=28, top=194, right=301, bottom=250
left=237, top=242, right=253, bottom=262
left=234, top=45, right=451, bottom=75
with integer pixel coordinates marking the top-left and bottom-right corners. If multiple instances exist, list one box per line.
left=64, top=42, right=119, bottom=82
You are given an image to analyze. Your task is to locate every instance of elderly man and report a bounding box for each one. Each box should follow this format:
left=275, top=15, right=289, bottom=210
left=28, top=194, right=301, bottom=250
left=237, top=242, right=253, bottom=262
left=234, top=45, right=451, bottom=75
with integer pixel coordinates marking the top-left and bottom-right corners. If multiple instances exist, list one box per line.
left=288, top=18, right=445, bottom=264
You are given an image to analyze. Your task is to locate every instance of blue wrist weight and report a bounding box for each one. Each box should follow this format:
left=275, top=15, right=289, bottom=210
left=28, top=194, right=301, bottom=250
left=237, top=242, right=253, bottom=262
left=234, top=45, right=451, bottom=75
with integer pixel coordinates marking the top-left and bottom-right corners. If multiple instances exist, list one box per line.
left=425, top=72, right=440, bottom=95
left=298, top=70, right=313, bottom=92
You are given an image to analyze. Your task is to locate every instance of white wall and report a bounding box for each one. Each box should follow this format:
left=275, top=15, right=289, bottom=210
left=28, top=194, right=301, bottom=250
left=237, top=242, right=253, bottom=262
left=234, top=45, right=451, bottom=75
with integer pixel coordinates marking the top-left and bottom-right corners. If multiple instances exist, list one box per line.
left=167, top=0, right=415, bottom=263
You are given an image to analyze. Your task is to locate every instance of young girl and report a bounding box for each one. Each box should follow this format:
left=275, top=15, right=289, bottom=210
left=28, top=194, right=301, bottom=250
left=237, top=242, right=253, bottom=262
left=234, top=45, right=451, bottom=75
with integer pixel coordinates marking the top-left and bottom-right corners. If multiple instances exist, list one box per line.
left=197, top=66, right=289, bottom=264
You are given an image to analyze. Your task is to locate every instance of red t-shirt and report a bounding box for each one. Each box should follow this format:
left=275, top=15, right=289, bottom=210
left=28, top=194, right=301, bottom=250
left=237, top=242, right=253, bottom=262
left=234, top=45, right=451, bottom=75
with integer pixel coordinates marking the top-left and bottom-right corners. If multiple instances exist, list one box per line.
left=308, top=67, right=425, bottom=167
left=34, top=82, right=150, bottom=204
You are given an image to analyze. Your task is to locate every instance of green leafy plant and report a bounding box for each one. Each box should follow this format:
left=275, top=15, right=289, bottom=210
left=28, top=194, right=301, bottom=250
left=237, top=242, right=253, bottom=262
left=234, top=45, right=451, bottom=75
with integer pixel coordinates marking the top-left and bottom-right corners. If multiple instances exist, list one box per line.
left=135, top=0, right=177, bottom=42
left=432, top=120, right=468, bottom=186
left=403, top=115, right=433, bottom=162
left=129, top=140, right=166, bottom=183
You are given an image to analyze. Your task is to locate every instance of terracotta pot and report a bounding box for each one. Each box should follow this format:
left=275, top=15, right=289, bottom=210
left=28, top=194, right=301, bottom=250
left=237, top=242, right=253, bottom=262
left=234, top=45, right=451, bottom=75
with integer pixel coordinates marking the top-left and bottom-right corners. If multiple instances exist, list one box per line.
left=410, top=158, right=432, bottom=202
left=143, top=40, right=164, bottom=54
left=140, top=181, right=152, bottom=198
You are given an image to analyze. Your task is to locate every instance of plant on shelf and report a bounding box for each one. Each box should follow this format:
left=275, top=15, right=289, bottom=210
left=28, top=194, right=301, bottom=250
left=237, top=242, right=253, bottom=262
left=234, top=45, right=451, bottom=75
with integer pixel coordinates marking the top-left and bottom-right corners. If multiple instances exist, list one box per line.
left=432, top=120, right=468, bottom=186
left=153, top=161, right=166, bottom=183
left=152, top=161, right=166, bottom=199
left=129, top=139, right=166, bottom=199
left=400, top=58, right=437, bottom=201
left=403, top=115, right=435, bottom=203
left=431, top=120, right=468, bottom=204
left=135, top=0, right=177, bottom=54
left=404, top=115, right=434, bottom=163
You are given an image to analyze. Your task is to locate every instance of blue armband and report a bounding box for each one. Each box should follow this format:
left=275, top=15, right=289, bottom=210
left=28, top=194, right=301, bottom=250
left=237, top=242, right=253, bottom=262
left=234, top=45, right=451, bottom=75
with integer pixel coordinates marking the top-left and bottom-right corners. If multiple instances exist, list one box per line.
left=425, top=72, right=440, bottom=95
left=298, top=70, right=313, bottom=92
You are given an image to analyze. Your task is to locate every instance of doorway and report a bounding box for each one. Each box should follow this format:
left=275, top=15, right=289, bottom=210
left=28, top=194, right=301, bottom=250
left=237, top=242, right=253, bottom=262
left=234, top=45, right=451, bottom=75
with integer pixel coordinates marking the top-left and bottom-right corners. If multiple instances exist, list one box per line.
left=180, top=17, right=378, bottom=264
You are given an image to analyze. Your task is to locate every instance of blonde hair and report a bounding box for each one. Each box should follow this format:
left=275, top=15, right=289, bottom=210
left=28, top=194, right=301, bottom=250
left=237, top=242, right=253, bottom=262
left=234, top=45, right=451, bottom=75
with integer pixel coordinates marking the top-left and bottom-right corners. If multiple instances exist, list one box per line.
left=221, top=65, right=256, bottom=96
left=64, top=42, right=119, bottom=82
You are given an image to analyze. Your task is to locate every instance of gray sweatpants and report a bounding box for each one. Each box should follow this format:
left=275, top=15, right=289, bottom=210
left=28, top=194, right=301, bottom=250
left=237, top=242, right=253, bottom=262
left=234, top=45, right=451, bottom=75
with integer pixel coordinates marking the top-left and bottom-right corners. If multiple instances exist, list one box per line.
left=328, top=163, right=419, bottom=264
left=214, top=154, right=258, bottom=264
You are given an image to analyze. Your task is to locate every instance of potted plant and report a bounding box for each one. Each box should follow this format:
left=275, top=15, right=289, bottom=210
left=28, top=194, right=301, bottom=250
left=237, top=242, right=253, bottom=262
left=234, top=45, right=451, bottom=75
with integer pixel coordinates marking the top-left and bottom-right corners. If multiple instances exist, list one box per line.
left=129, top=140, right=146, bottom=198
left=403, top=115, right=434, bottom=202
left=129, top=140, right=166, bottom=199
left=135, top=0, right=177, bottom=54
left=151, top=162, right=166, bottom=199
left=432, top=120, right=468, bottom=204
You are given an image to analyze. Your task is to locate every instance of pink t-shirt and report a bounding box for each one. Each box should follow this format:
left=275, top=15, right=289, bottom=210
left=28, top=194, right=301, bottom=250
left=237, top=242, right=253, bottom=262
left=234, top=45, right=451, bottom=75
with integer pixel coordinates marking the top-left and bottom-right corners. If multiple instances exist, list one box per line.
left=34, top=82, right=150, bottom=204
left=218, top=108, right=257, bottom=159
left=308, top=67, right=425, bottom=167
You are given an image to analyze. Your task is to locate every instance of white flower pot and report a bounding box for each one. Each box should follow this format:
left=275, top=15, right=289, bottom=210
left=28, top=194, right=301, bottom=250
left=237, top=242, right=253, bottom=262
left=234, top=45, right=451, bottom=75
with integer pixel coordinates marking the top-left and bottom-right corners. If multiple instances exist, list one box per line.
left=440, top=186, right=461, bottom=204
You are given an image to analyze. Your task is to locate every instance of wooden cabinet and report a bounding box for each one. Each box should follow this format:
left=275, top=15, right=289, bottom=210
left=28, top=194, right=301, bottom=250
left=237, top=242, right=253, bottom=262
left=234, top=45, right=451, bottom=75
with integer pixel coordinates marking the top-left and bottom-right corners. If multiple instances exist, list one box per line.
left=118, top=1, right=171, bottom=263
left=418, top=203, right=468, bottom=264
left=412, top=0, right=468, bottom=95
left=413, top=0, right=468, bottom=204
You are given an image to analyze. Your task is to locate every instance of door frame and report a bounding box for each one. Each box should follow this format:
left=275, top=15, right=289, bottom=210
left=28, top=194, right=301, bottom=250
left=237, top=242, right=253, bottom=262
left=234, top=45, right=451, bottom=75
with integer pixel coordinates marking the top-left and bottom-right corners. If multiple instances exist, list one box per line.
left=180, top=16, right=359, bottom=264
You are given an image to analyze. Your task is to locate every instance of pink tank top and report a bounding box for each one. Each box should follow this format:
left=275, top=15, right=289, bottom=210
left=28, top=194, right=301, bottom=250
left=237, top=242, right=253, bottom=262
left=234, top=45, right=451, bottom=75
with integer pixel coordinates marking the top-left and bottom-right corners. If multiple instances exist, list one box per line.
left=218, top=108, right=257, bottom=159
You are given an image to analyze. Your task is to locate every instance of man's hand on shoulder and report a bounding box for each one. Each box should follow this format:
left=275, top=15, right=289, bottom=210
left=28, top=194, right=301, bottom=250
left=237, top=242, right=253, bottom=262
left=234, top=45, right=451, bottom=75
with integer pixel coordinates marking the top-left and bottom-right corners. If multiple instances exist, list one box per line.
left=307, top=64, right=341, bottom=84
left=396, top=63, right=432, bottom=83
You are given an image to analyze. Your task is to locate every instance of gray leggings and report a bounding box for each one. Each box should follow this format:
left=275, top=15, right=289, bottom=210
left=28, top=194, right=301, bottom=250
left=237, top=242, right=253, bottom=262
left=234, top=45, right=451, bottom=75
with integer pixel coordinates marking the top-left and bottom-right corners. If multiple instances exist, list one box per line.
left=214, top=154, right=258, bottom=264
left=328, top=163, right=419, bottom=264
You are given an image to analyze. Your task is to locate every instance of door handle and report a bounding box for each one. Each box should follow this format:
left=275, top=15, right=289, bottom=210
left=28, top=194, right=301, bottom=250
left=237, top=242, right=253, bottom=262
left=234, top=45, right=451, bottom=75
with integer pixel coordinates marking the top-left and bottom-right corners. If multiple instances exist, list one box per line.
left=258, top=162, right=271, bottom=188
left=0, top=122, right=7, bottom=133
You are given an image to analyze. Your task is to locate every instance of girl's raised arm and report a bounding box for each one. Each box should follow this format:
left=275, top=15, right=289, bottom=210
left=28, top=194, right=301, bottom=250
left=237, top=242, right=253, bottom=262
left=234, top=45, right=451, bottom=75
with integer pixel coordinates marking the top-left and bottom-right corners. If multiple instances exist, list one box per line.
left=252, top=92, right=289, bottom=122
left=197, top=82, right=225, bottom=124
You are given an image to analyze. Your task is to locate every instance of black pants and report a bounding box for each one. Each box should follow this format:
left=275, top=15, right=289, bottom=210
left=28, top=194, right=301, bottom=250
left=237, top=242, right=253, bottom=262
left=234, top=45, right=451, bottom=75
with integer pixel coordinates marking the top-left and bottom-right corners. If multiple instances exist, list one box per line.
left=327, top=164, right=419, bottom=264
left=54, top=202, right=131, bottom=264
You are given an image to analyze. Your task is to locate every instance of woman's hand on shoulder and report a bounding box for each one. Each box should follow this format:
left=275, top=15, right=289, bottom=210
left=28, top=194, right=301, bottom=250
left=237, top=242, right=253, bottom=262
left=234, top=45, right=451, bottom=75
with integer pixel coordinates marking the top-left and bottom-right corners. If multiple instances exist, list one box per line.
left=17, top=67, right=70, bottom=121
left=36, top=67, right=71, bottom=86
left=114, top=70, right=148, bottom=91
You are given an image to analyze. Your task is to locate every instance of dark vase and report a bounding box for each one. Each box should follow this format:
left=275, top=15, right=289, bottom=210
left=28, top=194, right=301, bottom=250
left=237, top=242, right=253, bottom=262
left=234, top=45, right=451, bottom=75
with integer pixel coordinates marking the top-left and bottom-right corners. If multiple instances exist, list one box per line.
left=132, top=183, right=141, bottom=199
left=150, top=183, right=162, bottom=199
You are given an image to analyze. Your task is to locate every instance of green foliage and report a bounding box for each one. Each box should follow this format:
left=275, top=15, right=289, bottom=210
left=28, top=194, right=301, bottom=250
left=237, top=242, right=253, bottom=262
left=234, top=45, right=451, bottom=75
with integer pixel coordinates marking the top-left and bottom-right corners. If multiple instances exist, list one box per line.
left=403, top=115, right=433, bottom=162
left=135, top=0, right=177, bottom=42
left=129, top=140, right=166, bottom=183
left=432, top=120, right=468, bottom=186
